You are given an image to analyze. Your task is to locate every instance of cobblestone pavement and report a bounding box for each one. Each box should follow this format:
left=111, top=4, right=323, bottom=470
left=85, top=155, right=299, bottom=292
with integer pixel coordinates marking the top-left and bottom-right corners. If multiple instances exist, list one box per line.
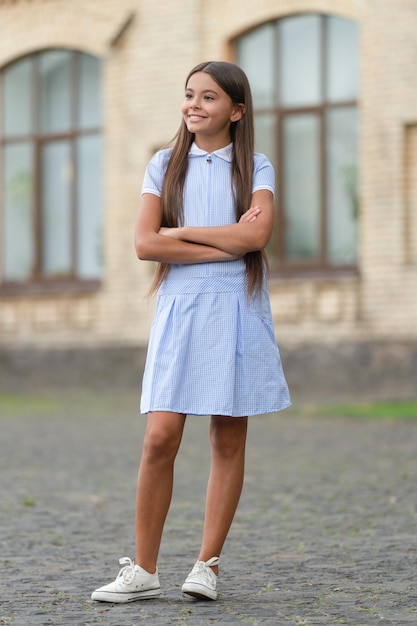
left=0, top=391, right=416, bottom=626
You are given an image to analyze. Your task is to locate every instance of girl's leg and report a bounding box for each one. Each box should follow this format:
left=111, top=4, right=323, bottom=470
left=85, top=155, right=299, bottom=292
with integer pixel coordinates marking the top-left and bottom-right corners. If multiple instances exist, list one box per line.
left=198, top=414, right=248, bottom=573
left=135, top=411, right=186, bottom=573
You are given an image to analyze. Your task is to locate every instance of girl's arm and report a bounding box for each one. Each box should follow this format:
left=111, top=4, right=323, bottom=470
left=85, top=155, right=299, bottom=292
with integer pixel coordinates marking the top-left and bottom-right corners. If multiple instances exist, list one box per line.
left=159, top=189, right=275, bottom=256
left=135, top=193, right=241, bottom=263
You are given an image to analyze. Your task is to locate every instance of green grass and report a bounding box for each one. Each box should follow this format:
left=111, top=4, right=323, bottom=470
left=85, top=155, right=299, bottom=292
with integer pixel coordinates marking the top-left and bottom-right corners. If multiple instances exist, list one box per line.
left=312, top=400, right=417, bottom=419
left=0, top=392, right=62, bottom=416
left=1, top=391, right=416, bottom=420
left=0, top=389, right=139, bottom=418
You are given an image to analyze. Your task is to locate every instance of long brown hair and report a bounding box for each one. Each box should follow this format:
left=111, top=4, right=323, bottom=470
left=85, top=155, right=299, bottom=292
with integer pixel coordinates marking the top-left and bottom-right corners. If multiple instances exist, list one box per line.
left=150, top=61, right=266, bottom=296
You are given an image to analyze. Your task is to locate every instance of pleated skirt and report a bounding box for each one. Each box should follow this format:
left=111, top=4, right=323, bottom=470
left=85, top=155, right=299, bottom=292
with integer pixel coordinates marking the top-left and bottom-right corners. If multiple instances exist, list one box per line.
left=140, top=272, right=291, bottom=417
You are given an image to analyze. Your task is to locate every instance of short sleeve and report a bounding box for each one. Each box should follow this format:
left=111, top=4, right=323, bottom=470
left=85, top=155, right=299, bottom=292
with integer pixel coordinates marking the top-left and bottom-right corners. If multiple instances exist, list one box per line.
left=253, top=153, right=275, bottom=197
left=141, top=149, right=172, bottom=197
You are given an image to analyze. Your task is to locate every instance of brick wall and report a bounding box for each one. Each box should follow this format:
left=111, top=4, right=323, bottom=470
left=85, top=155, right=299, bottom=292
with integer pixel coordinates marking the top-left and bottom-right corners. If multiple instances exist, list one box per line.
left=360, top=0, right=417, bottom=338
left=0, top=0, right=416, bottom=349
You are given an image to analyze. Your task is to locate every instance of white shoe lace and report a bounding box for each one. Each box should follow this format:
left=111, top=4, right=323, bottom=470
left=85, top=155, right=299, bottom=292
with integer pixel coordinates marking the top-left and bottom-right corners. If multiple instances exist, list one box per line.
left=117, top=557, right=136, bottom=584
left=189, top=557, right=220, bottom=585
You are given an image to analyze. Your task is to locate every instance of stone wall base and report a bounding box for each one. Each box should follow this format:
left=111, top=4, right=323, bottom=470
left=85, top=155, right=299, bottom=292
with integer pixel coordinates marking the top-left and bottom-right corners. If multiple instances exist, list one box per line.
left=1, top=342, right=416, bottom=404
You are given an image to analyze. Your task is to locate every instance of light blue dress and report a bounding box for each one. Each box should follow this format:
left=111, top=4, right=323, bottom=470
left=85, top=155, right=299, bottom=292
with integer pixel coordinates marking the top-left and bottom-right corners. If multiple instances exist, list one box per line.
left=140, top=143, right=291, bottom=417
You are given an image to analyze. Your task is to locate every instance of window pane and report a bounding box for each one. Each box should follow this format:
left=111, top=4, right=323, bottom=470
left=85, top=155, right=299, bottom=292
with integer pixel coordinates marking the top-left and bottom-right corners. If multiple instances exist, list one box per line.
left=283, top=114, right=321, bottom=260
left=327, top=17, right=359, bottom=102
left=76, top=135, right=103, bottom=278
left=255, top=114, right=278, bottom=261
left=40, top=50, right=72, bottom=133
left=281, top=15, right=321, bottom=106
left=255, top=113, right=277, bottom=164
left=79, top=54, right=102, bottom=129
left=41, top=141, right=72, bottom=277
left=3, top=143, right=34, bottom=281
left=236, top=23, right=275, bottom=108
left=326, top=107, right=358, bottom=264
left=2, top=58, right=33, bottom=137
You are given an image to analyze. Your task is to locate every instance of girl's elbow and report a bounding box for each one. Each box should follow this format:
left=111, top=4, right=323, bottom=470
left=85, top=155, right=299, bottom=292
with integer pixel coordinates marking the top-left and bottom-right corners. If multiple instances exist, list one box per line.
left=136, top=248, right=146, bottom=261
left=135, top=238, right=152, bottom=261
left=135, top=230, right=162, bottom=260
left=247, top=232, right=270, bottom=253
left=236, top=239, right=263, bottom=255
left=243, top=223, right=271, bottom=252
left=256, top=227, right=272, bottom=251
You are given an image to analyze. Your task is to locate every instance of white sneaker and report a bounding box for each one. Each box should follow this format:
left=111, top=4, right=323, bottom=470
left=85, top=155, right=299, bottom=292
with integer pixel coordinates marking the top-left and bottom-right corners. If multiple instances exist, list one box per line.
left=91, top=557, right=161, bottom=602
left=181, top=556, right=220, bottom=600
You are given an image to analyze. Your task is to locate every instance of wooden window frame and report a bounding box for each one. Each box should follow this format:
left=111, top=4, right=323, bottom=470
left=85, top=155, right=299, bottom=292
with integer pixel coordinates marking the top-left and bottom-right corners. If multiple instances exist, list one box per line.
left=235, top=14, right=359, bottom=277
left=0, top=49, right=102, bottom=296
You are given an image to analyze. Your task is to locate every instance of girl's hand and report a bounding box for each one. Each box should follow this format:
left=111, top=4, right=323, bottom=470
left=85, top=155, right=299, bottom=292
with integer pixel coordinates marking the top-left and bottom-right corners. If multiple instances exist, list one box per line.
left=160, top=207, right=261, bottom=238
left=239, top=206, right=261, bottom=223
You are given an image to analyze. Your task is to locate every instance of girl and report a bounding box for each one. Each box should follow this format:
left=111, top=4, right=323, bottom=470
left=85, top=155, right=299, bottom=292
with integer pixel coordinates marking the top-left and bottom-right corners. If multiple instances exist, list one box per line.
left=92, top=61, right=290, bottom=603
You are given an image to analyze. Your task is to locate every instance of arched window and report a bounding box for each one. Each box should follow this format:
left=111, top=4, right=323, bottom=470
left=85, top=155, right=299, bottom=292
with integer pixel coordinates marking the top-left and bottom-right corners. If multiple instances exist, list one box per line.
left=236, top=14, right=359, bottom=270
left=0, top=49, right=103, bottom=290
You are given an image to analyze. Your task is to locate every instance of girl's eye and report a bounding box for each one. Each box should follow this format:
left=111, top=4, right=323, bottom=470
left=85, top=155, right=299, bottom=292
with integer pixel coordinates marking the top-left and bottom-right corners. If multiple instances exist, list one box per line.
left=185, top=93, right=192, bottom=99
left=204, top=95, right=214, bottom=101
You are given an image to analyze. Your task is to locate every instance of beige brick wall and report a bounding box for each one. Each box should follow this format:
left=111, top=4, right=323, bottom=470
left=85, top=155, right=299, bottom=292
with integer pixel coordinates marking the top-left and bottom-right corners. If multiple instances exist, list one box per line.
left=0, top=0, right=416, bottom=348
left=360, top=0, right=417, bottom=338
left=404, top=124, right=417, bottom=265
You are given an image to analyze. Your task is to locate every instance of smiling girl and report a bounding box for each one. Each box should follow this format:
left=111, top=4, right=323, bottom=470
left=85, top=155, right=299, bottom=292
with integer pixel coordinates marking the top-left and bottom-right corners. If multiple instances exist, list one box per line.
left=91, top=61, right=290, bottom=603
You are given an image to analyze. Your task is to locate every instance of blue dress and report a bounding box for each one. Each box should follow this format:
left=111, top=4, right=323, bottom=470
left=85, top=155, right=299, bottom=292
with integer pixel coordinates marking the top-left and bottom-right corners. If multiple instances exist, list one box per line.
left=140, top=143, right=291, bottom=417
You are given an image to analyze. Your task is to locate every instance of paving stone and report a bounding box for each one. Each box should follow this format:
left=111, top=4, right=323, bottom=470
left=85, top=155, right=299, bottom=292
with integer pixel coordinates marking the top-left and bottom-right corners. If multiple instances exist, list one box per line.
left=1, top=393, right=416, bottom=625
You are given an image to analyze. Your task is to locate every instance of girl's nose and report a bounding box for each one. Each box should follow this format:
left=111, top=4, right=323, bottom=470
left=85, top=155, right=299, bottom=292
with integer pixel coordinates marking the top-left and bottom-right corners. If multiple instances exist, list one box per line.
left=190, top=97, right=201, bottom=109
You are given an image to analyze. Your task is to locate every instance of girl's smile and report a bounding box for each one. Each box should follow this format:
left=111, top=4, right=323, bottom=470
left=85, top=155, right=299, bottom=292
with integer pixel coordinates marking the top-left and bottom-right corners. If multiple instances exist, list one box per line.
left=188, top=113, right=208, bottom=122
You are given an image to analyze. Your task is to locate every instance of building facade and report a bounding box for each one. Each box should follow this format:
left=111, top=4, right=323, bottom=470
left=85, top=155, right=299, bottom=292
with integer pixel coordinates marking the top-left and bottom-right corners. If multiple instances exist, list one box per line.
left=0, top=0, right=416, bottom=365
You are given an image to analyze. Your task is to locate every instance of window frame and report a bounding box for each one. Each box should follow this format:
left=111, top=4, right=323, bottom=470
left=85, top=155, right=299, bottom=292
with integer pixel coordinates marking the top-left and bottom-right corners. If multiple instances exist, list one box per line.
left=0, top=49, right=103, bottom=296
left=234, top=14, right=360, bottom=276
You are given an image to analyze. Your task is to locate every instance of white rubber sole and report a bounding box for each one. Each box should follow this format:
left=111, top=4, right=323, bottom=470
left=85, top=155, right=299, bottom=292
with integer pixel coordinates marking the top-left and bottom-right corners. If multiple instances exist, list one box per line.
left=91, top=587, right=161, bottom=603
left=181, top=582, right=217, bottom=600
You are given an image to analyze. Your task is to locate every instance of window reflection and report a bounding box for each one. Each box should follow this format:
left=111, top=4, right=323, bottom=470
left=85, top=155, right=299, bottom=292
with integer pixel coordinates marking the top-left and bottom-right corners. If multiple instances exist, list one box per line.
left=327, top=17, right=359, bottom=103
left=236, top=23, right=275, bottom=108
left=281, top=15, right=321, bottom=107
left=3, top=143, right=34, bottom=280
left=254, top=114, right=277, bottom=165
left=283, top=115, right=321, bottom=261
left=76, top=135, right=103, bottom=279
left=79, top=54, right=102, bottom=129
left=40, top=50, right=72, bottom=134
left=326, top=107, right=359, bottom=264
left=3, top=59, right=33, bottom=137
left=41, top=141, right=72, bottom=277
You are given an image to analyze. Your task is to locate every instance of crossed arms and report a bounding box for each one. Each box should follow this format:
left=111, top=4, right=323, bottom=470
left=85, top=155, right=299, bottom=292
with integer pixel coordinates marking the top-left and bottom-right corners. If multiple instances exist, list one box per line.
left=134, top=189, right=274, bottom=264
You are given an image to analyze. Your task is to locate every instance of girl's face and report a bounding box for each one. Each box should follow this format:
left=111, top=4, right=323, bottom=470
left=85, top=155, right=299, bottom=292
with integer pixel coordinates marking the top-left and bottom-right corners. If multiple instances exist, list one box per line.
left=182, top=71, right=244, bottom=148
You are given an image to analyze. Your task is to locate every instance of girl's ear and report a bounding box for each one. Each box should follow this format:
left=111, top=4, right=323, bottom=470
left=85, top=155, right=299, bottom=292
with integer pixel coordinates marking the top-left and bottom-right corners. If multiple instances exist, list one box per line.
left=230, top=103, right=245, bottom=122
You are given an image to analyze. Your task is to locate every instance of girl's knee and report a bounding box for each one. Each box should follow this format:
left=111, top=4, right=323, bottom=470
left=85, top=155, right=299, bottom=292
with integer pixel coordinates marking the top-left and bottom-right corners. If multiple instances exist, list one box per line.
left=143, top=428, right=178, bottom=462
left=143, top=414, right=184, bottom=462
left=210, top=415, right=247, bottom=458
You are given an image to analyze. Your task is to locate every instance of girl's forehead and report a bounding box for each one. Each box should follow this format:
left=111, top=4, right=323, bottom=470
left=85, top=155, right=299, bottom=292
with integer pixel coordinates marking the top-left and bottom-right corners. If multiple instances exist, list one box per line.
left=186, top=71, right=221, bottom=92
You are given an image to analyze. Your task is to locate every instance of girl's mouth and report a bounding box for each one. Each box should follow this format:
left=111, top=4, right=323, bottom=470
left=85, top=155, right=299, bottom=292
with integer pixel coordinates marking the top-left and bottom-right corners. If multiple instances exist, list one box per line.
left=188, top=115, right=207, bottom=122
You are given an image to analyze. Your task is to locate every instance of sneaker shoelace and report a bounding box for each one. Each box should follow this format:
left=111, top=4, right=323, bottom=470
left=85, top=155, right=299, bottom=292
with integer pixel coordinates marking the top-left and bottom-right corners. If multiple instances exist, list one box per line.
left=117, top=557, right=136, bottom=584
left=190, top=557, right=219, bottom=585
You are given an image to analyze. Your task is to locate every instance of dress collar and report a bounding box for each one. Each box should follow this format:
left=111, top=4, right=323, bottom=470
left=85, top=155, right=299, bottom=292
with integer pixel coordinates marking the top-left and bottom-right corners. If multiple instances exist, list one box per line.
left=189, top=142, right=233, bottom=162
